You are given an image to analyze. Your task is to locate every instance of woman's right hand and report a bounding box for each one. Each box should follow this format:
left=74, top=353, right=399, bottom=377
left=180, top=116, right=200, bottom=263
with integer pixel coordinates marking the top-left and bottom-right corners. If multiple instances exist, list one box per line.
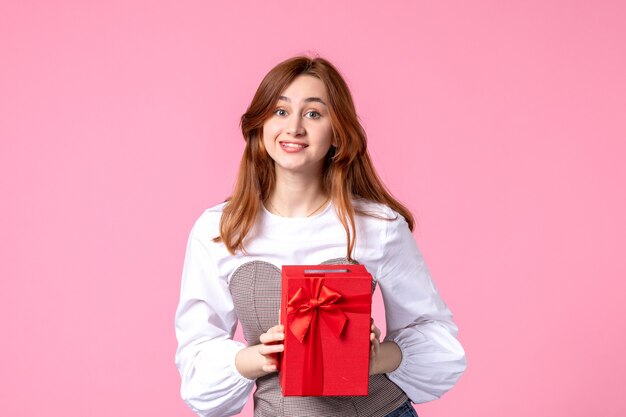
left=235, top=324, right=285, bottom=379
left=258, top=324, right=285, bottom=373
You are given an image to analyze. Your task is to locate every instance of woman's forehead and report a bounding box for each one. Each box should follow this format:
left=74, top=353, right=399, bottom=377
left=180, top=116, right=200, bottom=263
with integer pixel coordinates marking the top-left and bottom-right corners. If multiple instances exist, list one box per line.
left=280, top=75, right=329, bottom=103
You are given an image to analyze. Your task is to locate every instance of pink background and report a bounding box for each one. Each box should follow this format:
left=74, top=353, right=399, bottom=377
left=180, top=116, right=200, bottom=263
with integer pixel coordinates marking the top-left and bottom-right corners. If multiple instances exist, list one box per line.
left=1, top=1, right=625, bottom=416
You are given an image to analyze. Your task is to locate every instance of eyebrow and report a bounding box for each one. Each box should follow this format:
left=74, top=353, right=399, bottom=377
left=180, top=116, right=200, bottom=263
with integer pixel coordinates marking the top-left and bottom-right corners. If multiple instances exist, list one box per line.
left=278, top=95, right=327, bottom=106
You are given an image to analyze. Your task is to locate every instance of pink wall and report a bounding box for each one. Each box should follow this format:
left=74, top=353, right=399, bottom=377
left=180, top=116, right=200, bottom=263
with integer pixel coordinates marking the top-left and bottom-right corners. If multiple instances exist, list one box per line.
left=1, top=1, right=625, bottom=416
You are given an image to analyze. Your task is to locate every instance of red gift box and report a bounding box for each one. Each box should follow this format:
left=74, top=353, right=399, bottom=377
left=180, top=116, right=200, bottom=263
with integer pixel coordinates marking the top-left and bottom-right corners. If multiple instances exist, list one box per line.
left=279, top=264, right=372, bottom=396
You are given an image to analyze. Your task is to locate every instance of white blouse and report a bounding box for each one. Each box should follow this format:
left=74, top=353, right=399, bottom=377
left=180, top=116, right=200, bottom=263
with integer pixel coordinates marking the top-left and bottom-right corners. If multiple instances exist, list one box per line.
left=174, top=199, right=466, bottom=417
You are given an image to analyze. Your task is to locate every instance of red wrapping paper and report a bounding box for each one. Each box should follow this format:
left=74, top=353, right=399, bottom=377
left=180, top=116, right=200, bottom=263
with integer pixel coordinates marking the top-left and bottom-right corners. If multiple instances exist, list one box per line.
left=279, top=264, right=372, bottom=396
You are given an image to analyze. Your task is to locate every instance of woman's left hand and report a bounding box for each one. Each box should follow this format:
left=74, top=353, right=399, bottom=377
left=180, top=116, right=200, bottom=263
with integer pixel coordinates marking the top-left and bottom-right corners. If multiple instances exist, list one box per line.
left=369, top=317, right=381, bottom=375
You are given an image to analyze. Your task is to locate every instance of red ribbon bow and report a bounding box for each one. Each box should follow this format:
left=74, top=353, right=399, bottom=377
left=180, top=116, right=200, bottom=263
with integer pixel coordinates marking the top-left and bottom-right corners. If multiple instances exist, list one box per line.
left=287, top=279, right=348, bottom=343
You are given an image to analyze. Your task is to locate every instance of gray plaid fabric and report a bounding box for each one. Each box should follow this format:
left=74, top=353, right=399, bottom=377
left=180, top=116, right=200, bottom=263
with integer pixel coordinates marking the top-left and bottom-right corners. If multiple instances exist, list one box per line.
left=229, top=258, right=408, bottom=417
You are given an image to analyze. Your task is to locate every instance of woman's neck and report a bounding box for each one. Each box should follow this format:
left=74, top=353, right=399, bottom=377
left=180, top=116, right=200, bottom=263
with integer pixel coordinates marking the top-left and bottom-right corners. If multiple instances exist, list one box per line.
left=265, top=170, right=329, bottom=218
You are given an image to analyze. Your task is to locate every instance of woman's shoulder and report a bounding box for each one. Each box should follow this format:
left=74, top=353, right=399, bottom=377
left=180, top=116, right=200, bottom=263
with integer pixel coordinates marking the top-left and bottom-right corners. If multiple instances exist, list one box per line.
left=188, top=201, right=228, bottom=239
left=206, top=200, right=228, bottom=214
left=352, top=198, right=412, bottom=238
left=352, top=197, right=400, bottom=219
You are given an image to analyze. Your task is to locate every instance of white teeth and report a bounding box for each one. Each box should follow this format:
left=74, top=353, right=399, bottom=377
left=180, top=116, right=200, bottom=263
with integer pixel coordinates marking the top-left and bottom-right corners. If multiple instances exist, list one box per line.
left=281, top=142, right=306, bottom=148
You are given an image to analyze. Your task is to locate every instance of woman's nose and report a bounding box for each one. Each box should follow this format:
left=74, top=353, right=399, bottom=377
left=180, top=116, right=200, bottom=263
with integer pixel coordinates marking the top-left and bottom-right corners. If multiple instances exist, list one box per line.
left=286, top=115, right=305, bottom=136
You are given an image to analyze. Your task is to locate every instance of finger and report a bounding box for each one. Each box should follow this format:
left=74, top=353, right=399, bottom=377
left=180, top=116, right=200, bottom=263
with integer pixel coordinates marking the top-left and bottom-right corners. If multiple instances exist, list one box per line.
left=258, top=343, right=284, bottom=356
left=370, top=330, right=380, bottom=345
left=259, top=331, right=284, bottom=345
left=370, top=318, right=381, bottom=333
left=259, top=327, right=285, bottom=344
left=267, top=324, right=284, bottom=334
left=370, top=342, right=377, bottom=358
left=373, top=325, right=381, bottom=340
left=262, top=362, right=278, bottom=373
left=371, top=336, right=380, bottom=356
left=259, top=343, right=284, bottom=355
left=369, top=328, right=381, bottom=342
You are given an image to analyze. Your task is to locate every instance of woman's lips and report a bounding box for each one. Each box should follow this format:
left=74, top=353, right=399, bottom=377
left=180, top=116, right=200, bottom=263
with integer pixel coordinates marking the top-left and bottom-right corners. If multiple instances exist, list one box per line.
left=279, top=141, right=308, bottom=153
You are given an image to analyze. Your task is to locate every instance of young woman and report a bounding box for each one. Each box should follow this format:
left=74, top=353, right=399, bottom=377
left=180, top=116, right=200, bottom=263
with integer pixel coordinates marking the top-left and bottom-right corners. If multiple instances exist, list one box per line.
left=174, top=55, right=466, bottom=417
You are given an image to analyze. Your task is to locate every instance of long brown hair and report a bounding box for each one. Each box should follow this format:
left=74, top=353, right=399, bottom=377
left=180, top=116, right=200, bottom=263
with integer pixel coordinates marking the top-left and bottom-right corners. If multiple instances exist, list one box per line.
left=213, top=55, right=415, bottom=260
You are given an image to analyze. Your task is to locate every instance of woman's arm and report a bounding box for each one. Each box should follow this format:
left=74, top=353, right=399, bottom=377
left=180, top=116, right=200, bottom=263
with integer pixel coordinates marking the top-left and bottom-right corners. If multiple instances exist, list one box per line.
left=174, top=216, right=255, bottom=417
left=376, top=211, right=467, bottom=403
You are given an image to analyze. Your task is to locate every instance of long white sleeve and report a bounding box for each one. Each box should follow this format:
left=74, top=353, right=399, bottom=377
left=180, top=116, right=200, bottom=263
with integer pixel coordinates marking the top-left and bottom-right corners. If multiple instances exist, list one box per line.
left=376, top=211, right=466, bottom=403
left=174, top=212, right=255, bottom=417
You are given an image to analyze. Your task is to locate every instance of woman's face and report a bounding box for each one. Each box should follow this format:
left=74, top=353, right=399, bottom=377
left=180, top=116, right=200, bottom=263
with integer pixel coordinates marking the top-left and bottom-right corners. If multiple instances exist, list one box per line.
left=262, top=75, right=335, bottom=178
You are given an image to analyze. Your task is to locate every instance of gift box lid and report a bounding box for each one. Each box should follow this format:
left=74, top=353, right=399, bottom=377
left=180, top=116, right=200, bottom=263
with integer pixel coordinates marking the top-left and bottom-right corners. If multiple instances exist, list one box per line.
left=282, top=264, right=371, bottom=279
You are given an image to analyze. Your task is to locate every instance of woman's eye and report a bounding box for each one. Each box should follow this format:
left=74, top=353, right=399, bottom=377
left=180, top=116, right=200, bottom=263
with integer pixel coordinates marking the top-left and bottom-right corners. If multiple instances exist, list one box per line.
left=274, top=108, right=288, bottom=117
left=305, top=111, right=321, bottom=119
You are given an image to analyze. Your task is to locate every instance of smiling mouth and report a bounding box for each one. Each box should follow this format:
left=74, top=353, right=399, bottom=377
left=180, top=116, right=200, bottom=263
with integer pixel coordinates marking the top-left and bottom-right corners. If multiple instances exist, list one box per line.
left=279, top=141, right=308, bottom=149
